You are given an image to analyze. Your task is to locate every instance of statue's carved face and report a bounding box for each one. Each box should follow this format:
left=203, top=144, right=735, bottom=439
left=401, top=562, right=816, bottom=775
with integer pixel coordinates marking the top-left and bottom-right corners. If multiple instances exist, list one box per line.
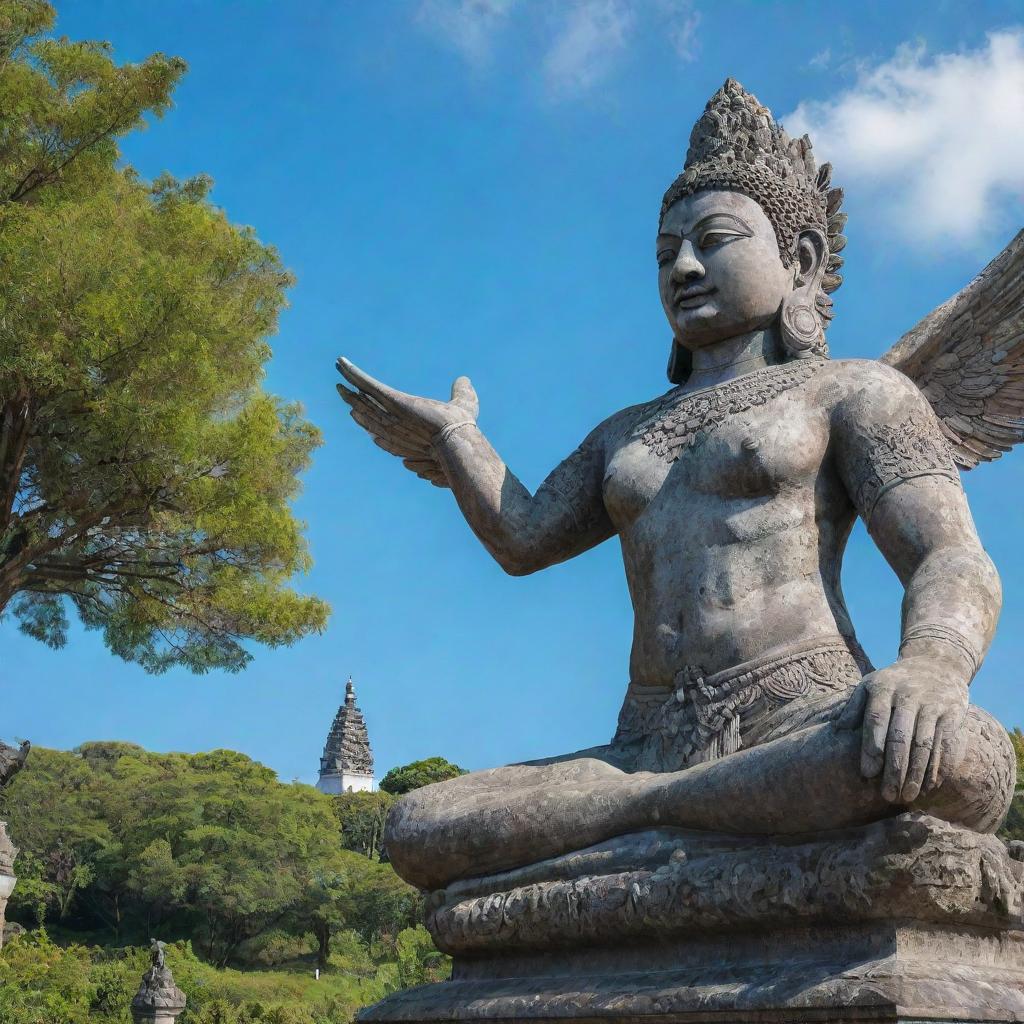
left=657, top=190, right=793, bottom=352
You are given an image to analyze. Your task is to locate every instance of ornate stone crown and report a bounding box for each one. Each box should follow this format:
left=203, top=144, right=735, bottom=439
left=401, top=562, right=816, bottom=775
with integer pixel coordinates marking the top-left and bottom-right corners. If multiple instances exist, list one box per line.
left=662, top=78, right=846, bottom=295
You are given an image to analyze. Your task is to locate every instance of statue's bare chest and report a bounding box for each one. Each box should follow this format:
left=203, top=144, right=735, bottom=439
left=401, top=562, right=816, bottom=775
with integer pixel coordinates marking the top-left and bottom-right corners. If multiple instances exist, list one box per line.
left=602, top=365, right=831, bottom=531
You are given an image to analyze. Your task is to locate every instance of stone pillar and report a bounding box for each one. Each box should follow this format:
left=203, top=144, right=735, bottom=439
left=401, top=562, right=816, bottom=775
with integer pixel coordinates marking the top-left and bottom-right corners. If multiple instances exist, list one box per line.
left=0, top=821, right=18, bottom=950
left=131, top=941, right=186, bottom=1024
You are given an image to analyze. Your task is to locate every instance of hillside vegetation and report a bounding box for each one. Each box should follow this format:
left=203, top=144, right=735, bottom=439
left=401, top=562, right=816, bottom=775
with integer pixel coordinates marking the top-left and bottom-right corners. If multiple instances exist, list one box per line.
left=0, top=743, right=450, bottom=1022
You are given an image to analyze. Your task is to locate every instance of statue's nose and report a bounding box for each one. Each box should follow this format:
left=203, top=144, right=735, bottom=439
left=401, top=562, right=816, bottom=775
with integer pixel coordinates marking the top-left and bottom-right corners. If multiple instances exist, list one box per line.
left=671, top=240, right=705, bottom=283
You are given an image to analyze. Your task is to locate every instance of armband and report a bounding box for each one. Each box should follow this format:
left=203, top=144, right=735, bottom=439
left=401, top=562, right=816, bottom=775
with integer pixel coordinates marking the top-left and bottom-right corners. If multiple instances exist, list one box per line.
left=899, top=623, right=980, bottom=680
left=848, top=411, right=958, bottom=523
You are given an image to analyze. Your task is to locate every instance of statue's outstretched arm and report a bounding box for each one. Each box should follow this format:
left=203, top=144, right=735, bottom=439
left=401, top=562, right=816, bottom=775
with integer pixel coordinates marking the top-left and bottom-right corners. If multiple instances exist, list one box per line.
left=833, top=363, right=1001, bottom=806
left=336, top=358, right=615, bottom=575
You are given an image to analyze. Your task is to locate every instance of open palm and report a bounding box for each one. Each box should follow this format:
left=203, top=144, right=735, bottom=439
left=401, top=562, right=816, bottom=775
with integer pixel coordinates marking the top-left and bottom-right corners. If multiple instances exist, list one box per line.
left=336, top=357, right=479, bottom=486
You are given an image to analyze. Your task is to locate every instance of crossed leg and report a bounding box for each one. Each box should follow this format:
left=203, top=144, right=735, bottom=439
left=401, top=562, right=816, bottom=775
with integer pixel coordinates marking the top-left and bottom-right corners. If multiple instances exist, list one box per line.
left=385, top=707, right=1016, bottom=890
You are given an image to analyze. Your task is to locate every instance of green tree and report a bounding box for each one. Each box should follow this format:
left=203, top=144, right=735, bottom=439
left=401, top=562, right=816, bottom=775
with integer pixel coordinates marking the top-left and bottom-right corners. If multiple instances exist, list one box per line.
left=0, top=742, right=421, bottom=968
left=378, top=757, right=467, bottom=796
left=1001, top=727, right=1024, bottom=842
left=334, top=791, right=394, bottom=859
left=0, top=1, right=327, bottom=672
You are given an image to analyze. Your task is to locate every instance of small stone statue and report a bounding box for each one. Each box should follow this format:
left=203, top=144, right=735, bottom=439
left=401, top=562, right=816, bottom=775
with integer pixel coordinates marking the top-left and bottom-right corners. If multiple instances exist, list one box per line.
left=0, top=821, right=18, bottom=877
left=341, top=79, right=1024, bottom=1022
left=0, top=740, right=29, bottom=790
left=131, top=939, right=185, bottom=1024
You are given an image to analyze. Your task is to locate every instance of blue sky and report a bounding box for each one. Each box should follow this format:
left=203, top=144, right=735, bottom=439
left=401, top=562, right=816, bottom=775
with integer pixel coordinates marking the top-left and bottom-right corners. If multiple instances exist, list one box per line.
left=4, top=1, right=1023, bottom=784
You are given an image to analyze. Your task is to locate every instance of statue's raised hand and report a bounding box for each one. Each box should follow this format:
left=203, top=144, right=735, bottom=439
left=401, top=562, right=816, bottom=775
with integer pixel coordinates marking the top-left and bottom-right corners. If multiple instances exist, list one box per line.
left=336, top=357, right=478, bottom=487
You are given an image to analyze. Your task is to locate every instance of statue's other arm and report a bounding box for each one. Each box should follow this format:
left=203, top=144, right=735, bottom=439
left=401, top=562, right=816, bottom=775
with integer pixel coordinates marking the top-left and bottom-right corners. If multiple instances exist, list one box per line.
left=832, top=362, right=1002, bottom=804
left=431, top=421, right=615, bottom=576
left=336, top=357, right=615, bottom=576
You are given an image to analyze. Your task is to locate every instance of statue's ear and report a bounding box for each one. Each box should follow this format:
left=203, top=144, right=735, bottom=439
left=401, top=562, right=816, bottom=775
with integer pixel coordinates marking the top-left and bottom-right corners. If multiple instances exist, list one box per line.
left=795, top=226, right=828, bottom=292
left=780, top=227, right=829, bottom=355
left=667, top=338, right=692, bottom=385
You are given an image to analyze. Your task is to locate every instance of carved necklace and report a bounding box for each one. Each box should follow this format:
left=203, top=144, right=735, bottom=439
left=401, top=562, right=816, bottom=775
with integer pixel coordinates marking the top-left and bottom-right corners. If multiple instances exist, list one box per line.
left=639, top=358, right=825, bottom=463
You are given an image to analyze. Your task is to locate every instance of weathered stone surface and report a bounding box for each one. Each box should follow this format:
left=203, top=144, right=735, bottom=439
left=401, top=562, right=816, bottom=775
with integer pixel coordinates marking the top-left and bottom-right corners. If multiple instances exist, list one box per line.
left=426, top=815, right=1022, bottom=955
left=361, top=921, right=1024, bottom=1023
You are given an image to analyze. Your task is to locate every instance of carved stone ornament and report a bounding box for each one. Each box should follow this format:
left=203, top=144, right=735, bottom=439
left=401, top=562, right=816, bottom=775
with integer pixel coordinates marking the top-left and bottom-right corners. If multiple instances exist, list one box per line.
left=638, top=358, right=824, bottom=462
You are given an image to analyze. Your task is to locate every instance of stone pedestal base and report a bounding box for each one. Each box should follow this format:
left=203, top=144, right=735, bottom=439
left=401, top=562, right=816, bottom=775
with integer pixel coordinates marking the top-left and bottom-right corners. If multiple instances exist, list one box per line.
left=361, top=920, right=1024, bottom=1023
left=361, top=814, right=1024, bottom=1024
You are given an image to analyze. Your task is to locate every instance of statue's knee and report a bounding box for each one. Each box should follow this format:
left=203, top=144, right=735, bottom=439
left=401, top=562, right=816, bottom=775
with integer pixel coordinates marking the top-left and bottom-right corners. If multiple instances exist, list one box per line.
left=928, top=706, right=1017, bottom=833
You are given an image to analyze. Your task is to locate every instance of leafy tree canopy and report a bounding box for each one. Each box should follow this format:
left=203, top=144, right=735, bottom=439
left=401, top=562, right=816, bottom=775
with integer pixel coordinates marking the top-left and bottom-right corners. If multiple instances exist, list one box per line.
left=378, top=757, right=467, bottom=796
left=334, top=790, right=395, bottom=860
left=1002, top=727, right=1023, bottom=842
left=0, top=1, right=327, bottom=672
left=0, top=743, right=418, bottom=967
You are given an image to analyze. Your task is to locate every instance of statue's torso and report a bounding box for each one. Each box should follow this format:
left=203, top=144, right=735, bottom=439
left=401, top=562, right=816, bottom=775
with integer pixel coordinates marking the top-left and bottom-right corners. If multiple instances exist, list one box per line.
left=600, top=359, right=860, bottom=686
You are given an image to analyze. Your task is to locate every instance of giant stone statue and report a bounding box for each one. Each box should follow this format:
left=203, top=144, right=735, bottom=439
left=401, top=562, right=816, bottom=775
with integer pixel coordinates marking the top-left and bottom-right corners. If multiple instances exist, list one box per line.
left=338, top=80, right=1024, bottom=1023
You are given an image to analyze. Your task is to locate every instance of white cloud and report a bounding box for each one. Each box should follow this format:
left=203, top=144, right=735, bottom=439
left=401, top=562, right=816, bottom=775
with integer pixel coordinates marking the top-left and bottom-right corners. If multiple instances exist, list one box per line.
left=808, top=47, right=831, bottom=70
left=414, top=1, right=699, bottom=98
left=784, top=31, right=1024, bottom=242
left=542, top=1, right=636, bottom=99
left=416, top=0, right=518, bottom=67
left=658, top=0, right=700, bottom=62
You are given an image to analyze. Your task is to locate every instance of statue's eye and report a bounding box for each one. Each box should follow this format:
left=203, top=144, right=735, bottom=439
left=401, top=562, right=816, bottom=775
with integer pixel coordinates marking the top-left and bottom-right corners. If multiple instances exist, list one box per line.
left=656, top=247, right=678, bottom=266
left=698, top=230, right=739, bottom=249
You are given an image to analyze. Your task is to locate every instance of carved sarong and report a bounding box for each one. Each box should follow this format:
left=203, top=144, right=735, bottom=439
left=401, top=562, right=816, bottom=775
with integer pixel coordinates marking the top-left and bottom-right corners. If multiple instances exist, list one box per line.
left=612, top=635, right=871, bottom=773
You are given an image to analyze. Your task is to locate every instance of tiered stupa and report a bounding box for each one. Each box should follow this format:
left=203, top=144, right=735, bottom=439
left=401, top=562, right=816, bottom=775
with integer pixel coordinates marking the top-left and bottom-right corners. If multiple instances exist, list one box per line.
left=316, top=677, right=374, bottom=794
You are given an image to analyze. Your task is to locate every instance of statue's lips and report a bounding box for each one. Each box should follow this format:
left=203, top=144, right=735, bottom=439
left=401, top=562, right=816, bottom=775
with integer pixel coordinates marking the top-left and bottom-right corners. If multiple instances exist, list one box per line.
left=675, top=287, right=716, bottom=309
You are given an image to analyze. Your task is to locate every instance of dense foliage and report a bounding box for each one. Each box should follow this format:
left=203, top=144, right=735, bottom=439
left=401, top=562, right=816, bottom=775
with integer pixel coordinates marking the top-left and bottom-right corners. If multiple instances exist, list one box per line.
left=1001, top=727, right=1024, bottom=842
left=378, top=757, right=466, bottom=796
left=0, top=0, right=327, bottom=672
left=334, top=792, right=394, bottom=860
left=0, top=929, right=448, bottom=1024
left=0, top=744, right=419, bottom=967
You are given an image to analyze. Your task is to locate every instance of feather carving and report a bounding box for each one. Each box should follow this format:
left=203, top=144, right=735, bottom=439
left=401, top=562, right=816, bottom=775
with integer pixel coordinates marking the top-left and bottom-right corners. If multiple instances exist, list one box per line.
left=880, top=229, right=1024, bottom=470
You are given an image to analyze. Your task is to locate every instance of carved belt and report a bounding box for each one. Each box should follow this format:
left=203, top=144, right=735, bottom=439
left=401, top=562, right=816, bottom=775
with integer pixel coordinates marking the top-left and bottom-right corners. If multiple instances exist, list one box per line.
left=613, top=635, right=869, bottom=773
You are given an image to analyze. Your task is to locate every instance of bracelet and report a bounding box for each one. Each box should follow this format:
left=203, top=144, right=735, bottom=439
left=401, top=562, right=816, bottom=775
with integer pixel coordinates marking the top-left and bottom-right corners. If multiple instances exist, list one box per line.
left=899, top=623, right=980, bottom=679
left=433, top=420, right=476, bottom=448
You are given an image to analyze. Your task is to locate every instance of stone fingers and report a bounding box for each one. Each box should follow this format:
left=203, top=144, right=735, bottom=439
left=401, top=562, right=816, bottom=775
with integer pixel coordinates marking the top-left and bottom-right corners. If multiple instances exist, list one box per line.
left=861, top=686, right=893, bottom=779
left=881, top=704, right=916, bottom=803
left=923, top=710, right=965, bottom=795
left=901, top=707, right=938, bottom=803
left=342, top=391, right=433, bottom=451
left=336, top=357, right=410, bottom=413
left=338, top=384, right=434, bottom=446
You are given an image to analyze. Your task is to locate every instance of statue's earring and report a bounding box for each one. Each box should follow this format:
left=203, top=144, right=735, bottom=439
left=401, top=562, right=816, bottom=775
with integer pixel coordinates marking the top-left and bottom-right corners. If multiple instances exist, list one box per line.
left=779, top=229, right=827, bottom=357
left=779, top=293, right=822, bottom=355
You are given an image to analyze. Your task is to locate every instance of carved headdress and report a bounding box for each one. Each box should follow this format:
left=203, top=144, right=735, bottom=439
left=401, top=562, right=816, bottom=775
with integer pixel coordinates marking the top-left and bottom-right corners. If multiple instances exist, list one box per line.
left=661, top=81, right=1024, bottom=472
left=663, top=79, right=847, bottom=380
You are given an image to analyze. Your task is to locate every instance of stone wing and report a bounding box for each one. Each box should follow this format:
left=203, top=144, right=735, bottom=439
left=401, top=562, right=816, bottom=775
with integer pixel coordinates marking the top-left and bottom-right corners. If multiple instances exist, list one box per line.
left=880, top=229, right=1024, bottom=470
